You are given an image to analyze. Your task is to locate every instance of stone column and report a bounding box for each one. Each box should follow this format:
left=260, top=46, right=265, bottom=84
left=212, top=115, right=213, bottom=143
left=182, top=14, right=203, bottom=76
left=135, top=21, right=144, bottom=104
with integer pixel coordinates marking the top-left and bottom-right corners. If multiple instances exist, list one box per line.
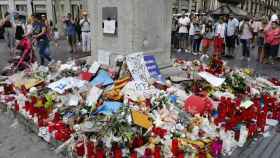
left=189, top=0, right=193, bottom=12
left=8, top=0, right=15, bottom=12
left=53, top=0, right=64, bottom=36
left=26, top=0, right=33, bottom=16
left=46, top=0, right=54, bottom=21
left=88, top=0, right=172, bottom=67
left=64, top=0, right=71, bottom=15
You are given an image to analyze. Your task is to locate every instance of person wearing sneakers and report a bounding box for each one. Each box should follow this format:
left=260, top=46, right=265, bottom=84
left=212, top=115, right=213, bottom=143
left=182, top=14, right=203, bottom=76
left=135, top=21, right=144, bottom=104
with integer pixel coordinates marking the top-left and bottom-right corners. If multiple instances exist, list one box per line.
left=177, top=12, right=190, bottom=53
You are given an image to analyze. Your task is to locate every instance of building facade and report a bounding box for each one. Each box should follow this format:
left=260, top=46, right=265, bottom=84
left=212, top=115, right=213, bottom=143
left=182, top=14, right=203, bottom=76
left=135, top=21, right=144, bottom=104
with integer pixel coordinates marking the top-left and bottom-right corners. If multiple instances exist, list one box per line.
left=0, top=0, right=88, bottom=22
left=172, top=0, right=280, bottom=16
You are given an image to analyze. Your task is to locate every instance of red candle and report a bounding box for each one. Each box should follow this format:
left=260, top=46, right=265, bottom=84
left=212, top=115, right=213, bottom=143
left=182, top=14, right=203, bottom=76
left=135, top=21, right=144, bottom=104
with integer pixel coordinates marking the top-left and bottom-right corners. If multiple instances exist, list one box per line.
left=154, top=146, right=161, bottom=158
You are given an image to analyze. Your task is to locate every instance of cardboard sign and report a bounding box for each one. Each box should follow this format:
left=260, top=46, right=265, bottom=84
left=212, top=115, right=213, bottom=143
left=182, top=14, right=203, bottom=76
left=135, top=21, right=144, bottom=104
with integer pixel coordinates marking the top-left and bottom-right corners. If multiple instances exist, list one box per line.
left=131, top=110, right=153, bottom=129
left=144, top=55, right=165, bottom=83
left=126, top=53, right=150, bottom=82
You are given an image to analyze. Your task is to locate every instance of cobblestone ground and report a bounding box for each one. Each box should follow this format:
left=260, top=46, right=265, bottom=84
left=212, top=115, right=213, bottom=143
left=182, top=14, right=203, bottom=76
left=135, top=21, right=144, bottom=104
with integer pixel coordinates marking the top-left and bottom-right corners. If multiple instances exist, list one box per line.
left=0, top=40, right=280, bottom=158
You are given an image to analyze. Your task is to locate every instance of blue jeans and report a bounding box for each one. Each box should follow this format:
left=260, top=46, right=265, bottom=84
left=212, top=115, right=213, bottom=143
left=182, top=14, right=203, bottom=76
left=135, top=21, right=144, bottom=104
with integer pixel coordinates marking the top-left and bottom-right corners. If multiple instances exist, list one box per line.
left=240, top=39, right=250, bottom=57
left=38, top=39, right=51, bottom=65
left=193, top=38, right=200, bottom=52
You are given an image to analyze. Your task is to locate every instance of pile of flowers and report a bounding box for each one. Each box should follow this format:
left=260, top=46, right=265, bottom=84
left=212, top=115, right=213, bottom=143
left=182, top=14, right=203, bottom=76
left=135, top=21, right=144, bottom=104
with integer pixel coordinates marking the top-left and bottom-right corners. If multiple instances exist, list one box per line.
left=0, top=54, right=280, bottom=158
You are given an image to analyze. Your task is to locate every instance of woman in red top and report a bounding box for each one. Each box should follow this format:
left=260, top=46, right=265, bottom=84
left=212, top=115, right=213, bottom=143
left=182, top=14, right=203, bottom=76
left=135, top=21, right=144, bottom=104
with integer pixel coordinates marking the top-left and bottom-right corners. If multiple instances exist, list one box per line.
left=264, top=20, right=280, bottom=64
left=14, top=35, right=35, bottom=70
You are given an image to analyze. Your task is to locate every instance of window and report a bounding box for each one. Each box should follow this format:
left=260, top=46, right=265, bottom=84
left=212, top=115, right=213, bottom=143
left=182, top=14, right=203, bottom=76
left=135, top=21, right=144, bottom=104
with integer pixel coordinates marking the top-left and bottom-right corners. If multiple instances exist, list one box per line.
left=16, top=5, right=27, bottom=12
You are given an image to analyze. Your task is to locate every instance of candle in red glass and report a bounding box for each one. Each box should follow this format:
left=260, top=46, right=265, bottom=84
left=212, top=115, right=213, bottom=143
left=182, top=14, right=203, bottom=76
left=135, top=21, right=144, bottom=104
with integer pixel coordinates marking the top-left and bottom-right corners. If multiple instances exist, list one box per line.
left=172, top=139, right=179, bottom=155
left=75, top=141, right=85, bottom=156
left=113, top=144, right=122, bottom=158
left=96, top=148, right=105, bottom=158
left=154, top=146, right=161, bottom=158
left=87, top=141, right=95, bottom=158
left=130, top=151, right=137, bottom=158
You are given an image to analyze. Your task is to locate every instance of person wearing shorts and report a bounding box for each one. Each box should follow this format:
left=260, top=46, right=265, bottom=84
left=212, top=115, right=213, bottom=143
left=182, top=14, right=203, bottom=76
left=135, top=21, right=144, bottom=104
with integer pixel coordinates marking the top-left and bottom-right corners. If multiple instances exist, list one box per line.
left=177, top=13, right=190, bottom=53
left=63, top=13, right=77, bottom=53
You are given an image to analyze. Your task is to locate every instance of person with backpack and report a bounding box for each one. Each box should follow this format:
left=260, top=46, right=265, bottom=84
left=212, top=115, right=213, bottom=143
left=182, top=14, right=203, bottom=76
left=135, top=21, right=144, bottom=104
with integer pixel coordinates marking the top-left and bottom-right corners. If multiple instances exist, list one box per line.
left=80, top=12, right=91, bottom=53
left=15, top=16, right=25, bottom=44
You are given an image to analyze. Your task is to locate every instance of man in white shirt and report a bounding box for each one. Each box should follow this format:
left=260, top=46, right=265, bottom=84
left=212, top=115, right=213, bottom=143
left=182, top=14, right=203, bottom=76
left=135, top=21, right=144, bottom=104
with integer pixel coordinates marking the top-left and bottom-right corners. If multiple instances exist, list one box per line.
left=177, top=13, right=190, bottom=52
left=80, top=12, right=91, bottom=53
left=225, top=15, right=237, bottom=57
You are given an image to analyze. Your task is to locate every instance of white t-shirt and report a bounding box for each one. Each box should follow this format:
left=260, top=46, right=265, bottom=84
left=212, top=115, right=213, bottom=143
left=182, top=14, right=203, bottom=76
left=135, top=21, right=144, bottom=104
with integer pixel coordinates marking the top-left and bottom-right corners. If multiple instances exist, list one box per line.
left=80, top=19, right=91, bottom=32
left=189, top=23, right=195, bottom=36
left=178, top=17, right=190, bottom=33
left=271, top=14, right=278, bottom=21
left=215, top=23, right=226, bottom=38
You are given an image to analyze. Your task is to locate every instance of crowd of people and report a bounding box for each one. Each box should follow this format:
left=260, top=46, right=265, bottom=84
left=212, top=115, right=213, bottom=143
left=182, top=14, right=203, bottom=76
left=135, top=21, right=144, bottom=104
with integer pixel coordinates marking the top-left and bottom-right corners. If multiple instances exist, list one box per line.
left=173, top=11, right=280, bottom=64
left=0, top=11, right=91, bottom=66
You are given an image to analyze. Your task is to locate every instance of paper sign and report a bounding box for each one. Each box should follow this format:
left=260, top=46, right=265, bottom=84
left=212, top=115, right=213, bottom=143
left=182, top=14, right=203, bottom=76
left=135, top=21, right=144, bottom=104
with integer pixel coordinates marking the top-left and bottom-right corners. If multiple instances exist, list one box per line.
left=86, top=86, right=103, bottom=107
left=38, top=127, right=51, bottom=142
left=94, top=101, right=123, bottom=115
left=126, top=53, right=150, bottom=82
left=89, top=62, right=101, bottom=74
left=91, top=69, right=114, bottom=87
left=240, top=100, right=254, bottom=109
left=98, top=49, right=111, bottom=65
left=131, top=110, right=153, bottom=129
left=198, top=71, right=225, bottom=87
left=103, top=20, right=116, bottom=34
left=48, top=77, right=86, bottom=94
left=0, top=86, right=4, bottom=92
left=24, top=79, right=44, bottom=89
left=144, top=55, right=165, bottom=83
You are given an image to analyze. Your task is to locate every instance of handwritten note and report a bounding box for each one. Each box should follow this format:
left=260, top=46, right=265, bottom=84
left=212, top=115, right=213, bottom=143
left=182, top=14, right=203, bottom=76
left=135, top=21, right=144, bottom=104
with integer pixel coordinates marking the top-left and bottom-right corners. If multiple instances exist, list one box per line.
left=126, top=53, right=150, bottom=82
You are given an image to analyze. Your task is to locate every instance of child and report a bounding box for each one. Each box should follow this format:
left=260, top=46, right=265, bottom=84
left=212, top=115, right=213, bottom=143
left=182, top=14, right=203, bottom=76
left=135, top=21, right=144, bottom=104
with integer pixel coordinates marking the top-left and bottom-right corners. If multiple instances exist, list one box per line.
left=200, top=24, right=214, bottom=63
left=202, top=24, right=214, bottom=54
left=53, top=27, right=60, bottom=47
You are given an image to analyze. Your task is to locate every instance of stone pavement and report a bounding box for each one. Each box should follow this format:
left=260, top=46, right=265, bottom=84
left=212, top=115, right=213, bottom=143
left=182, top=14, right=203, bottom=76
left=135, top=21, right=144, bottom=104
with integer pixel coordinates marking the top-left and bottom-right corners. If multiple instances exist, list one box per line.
left=0, top=40, right=280, bottom=158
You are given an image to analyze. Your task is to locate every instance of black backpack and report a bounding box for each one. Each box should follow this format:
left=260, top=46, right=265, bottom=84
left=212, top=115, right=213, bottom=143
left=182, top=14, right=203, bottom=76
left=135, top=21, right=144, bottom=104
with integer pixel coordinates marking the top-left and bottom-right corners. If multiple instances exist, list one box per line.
left=15, top=24, right=24, bottom=40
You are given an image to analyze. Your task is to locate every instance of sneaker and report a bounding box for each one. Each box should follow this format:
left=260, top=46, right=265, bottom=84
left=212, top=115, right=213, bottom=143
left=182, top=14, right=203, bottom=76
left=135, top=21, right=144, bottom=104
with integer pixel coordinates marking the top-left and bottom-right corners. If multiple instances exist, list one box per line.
left=247, top=58, right=251, bottom=61
left=192, top=52, right=198, bottom=56
left=177, top=49, right=182, bottom=53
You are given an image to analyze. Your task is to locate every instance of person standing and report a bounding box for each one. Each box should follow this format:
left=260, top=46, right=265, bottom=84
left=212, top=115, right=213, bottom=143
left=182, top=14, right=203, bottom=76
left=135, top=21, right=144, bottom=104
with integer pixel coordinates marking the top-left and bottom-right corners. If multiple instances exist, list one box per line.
left=214, top=17, right=226, bottom=57
left=80, top=12, right=91, bottom=53
left=1, top=12, right=15, bottom=56
left=192, top=19, right=202, bottom=55
left=75, top=17, right=82, bottom=46
left=239, top=18, right=253, bottom=61
left=256, top=18, right=267, bottom=63
left=201, top=21, right=214, bottom=55
left=32, top=14, right=52, bottom=65
left=264, top=20, right=280, bottom=64
left=63, top=13, right=77, bottom=53
left=14, top=16, right=25, bottom=45
left=177, top=13, right=190, bottom=53
left=225, top=15, right=237, bottom=58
